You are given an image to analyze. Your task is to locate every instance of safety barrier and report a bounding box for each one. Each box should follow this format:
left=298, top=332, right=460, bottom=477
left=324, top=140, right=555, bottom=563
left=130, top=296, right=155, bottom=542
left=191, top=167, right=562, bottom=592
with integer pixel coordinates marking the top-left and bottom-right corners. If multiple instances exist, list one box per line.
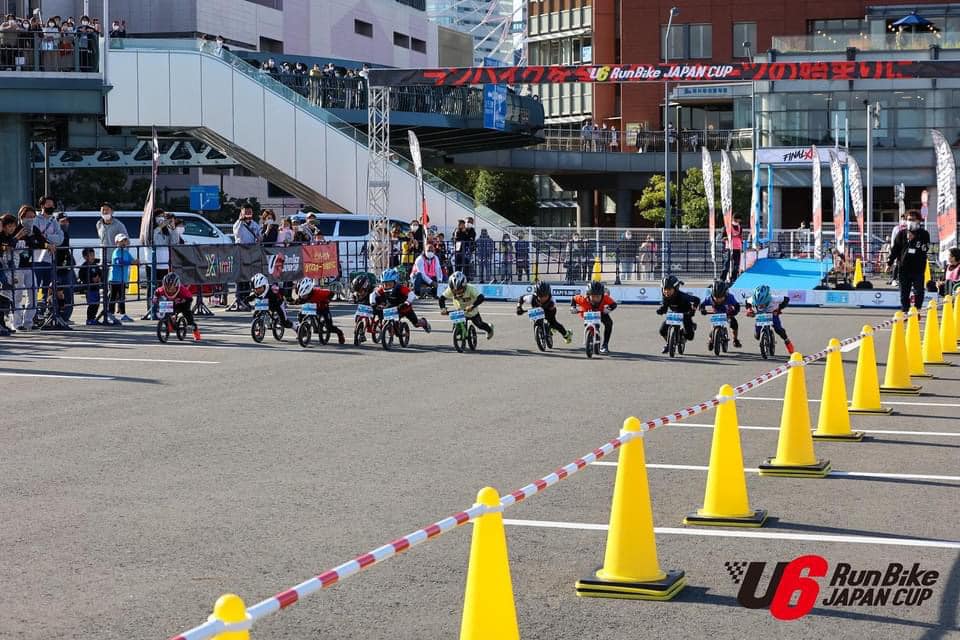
left=164, top=299, right=958, bottom=639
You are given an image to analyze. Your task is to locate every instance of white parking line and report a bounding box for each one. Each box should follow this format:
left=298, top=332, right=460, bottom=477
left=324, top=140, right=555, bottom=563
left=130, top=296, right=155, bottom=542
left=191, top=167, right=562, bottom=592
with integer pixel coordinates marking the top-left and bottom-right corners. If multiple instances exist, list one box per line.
left=6, top=338, right=271, bottom=351
left=673, top=421, right=960, bottom=437
left=22, top=354, right=219, bottom=365
left=0, top=371, right=115, bottom=381
left=503, top=519, right=960, bottom=550
left=738, top=396, right=960, bottom=408
left=590, top=461, right=960, bottom=482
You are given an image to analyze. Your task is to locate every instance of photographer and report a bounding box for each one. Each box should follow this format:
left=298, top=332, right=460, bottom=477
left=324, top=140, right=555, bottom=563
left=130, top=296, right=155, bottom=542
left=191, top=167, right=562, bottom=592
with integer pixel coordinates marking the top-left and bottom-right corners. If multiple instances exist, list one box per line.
left=232, top=203, right=260, bottom=310
left=33, top=196, right=64, bottom=315
left=54, top=211, right=75, bottom=323
left=150, top=208, right=176, bottom=284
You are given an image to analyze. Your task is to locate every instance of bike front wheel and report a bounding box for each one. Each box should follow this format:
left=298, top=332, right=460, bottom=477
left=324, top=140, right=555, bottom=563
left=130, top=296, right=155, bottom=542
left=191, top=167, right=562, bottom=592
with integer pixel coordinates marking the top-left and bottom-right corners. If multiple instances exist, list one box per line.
left=585, top=326, right=596, bottom=359
left=297, top=321, right=312, bottom=347
left=251, top=315, right=266, bottom=343
left=157, top=318, right=170, bottom=343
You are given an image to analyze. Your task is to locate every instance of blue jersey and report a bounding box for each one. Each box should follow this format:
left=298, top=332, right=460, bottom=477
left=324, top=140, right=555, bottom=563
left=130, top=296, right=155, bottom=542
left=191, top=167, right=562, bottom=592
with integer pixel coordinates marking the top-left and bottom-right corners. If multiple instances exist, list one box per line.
left=703, top=292, right=740, bottom=316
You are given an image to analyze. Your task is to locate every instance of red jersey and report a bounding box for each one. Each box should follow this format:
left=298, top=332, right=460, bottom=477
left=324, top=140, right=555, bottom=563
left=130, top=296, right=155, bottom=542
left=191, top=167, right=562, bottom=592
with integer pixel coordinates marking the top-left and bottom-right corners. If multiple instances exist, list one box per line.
left=153, top=284, right=193, bottom=305
left=572, top=293, right=616, bottom=317
left=302, top=288, right=335, bottom=309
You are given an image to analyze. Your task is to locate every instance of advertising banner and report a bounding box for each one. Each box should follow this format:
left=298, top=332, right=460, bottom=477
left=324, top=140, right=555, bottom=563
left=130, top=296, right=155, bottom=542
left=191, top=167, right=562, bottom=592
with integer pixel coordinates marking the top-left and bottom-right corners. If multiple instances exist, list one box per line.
left=812, top=145, right=823, bottom=260
left=932, top=129, right=957, bottom=263
left=720, top=150, right=733, bottom=243
left=264, top=245, right=303, bottom=283
left=702, top=147, right=716, bottom=262
left=302, top=243, right=341, bottom=280
left=170, top=245, right=261, bottom=285
left=828, top=149, right=846, bottom=256
left=848, top=155, right=865, bottom=255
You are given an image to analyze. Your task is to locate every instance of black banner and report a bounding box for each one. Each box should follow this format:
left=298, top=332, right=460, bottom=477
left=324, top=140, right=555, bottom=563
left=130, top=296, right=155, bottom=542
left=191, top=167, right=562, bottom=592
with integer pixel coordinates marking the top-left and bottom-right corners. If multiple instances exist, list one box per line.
left=263, top=245, right=303, bottom=282
left=171, top=245, right=263, bottom=285
left=368, top=61, right=960, bottom=86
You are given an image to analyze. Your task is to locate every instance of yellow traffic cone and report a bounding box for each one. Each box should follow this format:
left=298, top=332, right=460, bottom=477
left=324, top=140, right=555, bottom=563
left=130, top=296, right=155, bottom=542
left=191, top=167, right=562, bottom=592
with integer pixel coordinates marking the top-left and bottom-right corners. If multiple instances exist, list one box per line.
left=460, top=487, right=519, bottom=640
left=576, top=417, right=686, bottom=601
left=906, top=308, right=933, bottom=378
left=685, top=385, right=767, bottom=527
left=880, top=311, right=922, bottom=395
left=758, top=353, right=830, bottom=477
left=591, top=256, right=602, bottom=282
left=924, top=261, right=932, bottom=287
left=940, top=295, right=958, bottom=354
left=126, top=264, right=139, bottom=296
left=531, top=261, right=539, bottom=284
left=922, top=299, right=950, bottom=366
left=813, top=339, right=864, bottom=441
left=848, top=325, right=894, bottom=415
left=852, top=259, right=864, bottom=287
left=208, top=594, right=250, bottom=640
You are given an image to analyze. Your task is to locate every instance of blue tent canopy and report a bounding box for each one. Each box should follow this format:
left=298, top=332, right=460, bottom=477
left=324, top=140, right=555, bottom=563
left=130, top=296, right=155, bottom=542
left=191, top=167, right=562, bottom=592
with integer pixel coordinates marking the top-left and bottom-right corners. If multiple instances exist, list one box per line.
left=892, top=11, right=932, bottom=28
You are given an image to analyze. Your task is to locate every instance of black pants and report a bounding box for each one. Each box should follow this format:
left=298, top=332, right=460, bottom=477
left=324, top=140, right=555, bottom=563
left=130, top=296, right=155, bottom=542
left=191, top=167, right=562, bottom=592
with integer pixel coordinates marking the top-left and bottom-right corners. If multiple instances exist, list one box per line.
left=660, top=314, right=695, bottom=341
left=108, top=283, right=127, bottom=314
left=318, top=310, right=344, bottom=339
left=469, top=313, right=492, bottom=333
left=599, top=313, right=613, bottom=346
left=174, top=300, right=196, bottom=326
left=721, top=249, right=741, bottom=282
left=899, top=273, right=925, bottom=312
left=544, top=307, right=567, bottom=336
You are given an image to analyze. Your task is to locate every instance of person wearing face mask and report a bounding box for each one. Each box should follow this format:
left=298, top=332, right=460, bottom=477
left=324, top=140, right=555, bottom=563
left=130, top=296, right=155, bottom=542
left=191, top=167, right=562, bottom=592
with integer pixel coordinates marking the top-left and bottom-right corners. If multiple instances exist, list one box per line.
left=410, top=245, right=442, bottom=298
left=150, top=208, right=174, bottom=285
left=76, top=15, right=96, bottom=71
left=232, top=204, right=261, bottom=310
left=41, top=17, right=60, bottom=71
left=888, top=210, right=931, bottom=312
left=96, top=203, right=128, bottom=252
left=409, top=219, right=424, bottom=248
left=616, top=230, right=639, bottom=282
left=32, top=196, right=64, bottom=313
left=475, top=228, right=494, bottom=283
left=12, top=205, right=46, bottom=330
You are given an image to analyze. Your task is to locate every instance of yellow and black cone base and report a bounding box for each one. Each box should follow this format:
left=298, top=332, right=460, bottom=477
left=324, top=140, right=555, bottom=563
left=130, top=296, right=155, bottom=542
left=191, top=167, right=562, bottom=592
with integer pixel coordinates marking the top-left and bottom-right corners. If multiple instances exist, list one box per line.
left=758, top=458, right=831, bottom=478
left=812, top=431, right=865, bottom=442
left=879, top=384, right=922, bottom=395
left=848, top=406, right=894, bottom=416
left=684, top=508, right=768, bottom=528
left=576, top=569, right=686, bottom=601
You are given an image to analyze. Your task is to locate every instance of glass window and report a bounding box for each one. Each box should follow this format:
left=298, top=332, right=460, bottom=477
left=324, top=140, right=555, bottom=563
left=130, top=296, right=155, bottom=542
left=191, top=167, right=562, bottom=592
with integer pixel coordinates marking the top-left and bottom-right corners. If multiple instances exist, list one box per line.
left=354, top=20, right=373, bottom=38
left=393, top=32, right=410, bottom=48
left=181, top=217, right=219, bottom=239
left=411, top=38, right=427, bottom=53
left=661, top=24, right=685, bottom=60
left=732, top=22, right=756, bottom=58
left=338, top=220, right=371, bottom=237
left=689, top=24, right=712, bottom=58
left=67, top=218, right=98, bottom=241
left=572, top=38, right=582, bottom=63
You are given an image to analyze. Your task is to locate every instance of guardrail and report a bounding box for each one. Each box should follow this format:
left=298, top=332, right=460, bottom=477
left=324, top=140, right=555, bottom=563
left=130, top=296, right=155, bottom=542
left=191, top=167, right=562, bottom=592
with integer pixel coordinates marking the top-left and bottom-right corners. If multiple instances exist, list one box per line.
left=538, top=127, right=753, bottom=153
left=165, top=306, right=918, bottom=640
left=0, top=30, right=100, bottom=72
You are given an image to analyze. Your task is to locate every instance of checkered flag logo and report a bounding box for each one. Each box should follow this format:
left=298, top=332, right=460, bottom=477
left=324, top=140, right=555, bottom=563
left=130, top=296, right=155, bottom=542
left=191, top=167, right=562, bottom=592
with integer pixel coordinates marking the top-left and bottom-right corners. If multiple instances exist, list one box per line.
left=724, top=561, right=748, bottom=584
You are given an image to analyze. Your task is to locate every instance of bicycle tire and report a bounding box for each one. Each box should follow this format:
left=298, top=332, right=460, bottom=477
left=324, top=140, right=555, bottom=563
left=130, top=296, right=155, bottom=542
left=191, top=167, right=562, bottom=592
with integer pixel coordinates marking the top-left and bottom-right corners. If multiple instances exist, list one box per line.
left=534, top=321, right=547, bottom=352
left=398, top=322, right=410, bottom=347
left=453, top=323, right=466, bottom=352
left=380, top=322, right=393, bottom=350
left=668, top=326, right=677, bottom=358
left=317, top=316, right=331, bottom=345
left=712, top=327, right=722, bottom=356
left=585, top=326, right=595, bottom=359
left=175, top=316, right=188, bottom=341
left=467, top=324, right=478, bottom=351
left=251, top=315, right=266, bottom=343
left=271, top=312, right=285, bottom=341
left=157, top=318, right=170, bottom=343
left=545, top=326, right=554, bottom=349
left=760, top=329, right=770, bottom=359
left=297, top=321, right=312, bottom=347
left=354, top=319, right=364, bottom=346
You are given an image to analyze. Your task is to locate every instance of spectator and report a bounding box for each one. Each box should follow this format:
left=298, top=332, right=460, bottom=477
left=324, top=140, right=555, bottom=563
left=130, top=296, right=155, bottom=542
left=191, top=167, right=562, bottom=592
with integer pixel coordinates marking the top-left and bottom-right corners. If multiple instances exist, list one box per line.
left=0, top=213, right=17, bottom=334
left=610, top=125, right=619, bottom=152
left=499, top=232, right=514, bottom=283
left=600, top=123, right=609, bottom=151
left=54, top=211, right=75, bottom=322
left=277, top=217, right=294, bottom=245
left=463, top=217, right=477, bottom=276
left=232, top=204, right=260, bottom=309
left=938, top=247, right=960, bottom=296
left=476, top=228, right=494, bottom=283
left=76, top=15, right=97, bottom=71
left=720, top=213, right=744, bottom=283
left=888, top=209, right=931, bottom=312
left=410, top=246, right=442, bottom=298
left=639, top=234, right=658, bottom=279
left=107, top=233, right=137, bottom=324
left=401, top=230, right=418, bottom=269
left=580, top=120, right=591, bottom=151
left=151, top=208, right=175, bottom=285
left=109, top=20, right=126, bottom=37
left=434, top=232, right=450, bottom=276
left=410, top=218, right=425, bottom=248
left=12, top=206, right=43, bottom=330
left=616, top=230, right=638, bottom=281
left=33, top=196, right=64, bottom=318
left=1, top=14, right=19, bottom=71
left=40, top=16, right=59, bottom=71
left=452, top=219, right=468, bottom=273
left=308, top=63, right=322, bottom=103
left=96, top=203, right=128, bottom=254
left=515, top=231, right=530, bottom=282
left=261, top=209, right=278, bottom=244
left=77, top=247, right=102, bottom=326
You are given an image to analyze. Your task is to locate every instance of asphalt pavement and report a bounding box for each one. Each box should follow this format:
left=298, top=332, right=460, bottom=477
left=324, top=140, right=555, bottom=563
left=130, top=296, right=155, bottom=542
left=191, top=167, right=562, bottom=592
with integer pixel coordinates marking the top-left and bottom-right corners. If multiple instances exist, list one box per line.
left=1, top=300, right=957, bottom=640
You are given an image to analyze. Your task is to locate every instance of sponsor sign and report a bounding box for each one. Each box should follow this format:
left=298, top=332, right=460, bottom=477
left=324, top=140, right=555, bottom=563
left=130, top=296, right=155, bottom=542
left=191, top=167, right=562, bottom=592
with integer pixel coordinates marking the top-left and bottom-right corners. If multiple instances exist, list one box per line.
left=758, top=147, right=848, bottom=166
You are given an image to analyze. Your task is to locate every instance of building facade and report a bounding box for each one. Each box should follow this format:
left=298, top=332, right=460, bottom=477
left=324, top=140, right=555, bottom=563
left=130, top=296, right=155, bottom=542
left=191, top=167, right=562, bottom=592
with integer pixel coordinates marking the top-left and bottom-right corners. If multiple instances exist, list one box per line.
left=427, top=0, right=515, bottom=64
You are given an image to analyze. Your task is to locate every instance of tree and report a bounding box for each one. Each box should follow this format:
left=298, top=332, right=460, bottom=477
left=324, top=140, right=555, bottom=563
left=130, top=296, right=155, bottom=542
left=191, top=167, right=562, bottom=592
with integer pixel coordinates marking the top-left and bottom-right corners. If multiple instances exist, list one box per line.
left=635, top=173, right=676, bottom=225
left=431, top=167, right=479, bottom=196
left=636, top=168, right=752, bottom=228
left=45, top=168, right=151, bottom=210
left=473, top=170, right=537, bottom=226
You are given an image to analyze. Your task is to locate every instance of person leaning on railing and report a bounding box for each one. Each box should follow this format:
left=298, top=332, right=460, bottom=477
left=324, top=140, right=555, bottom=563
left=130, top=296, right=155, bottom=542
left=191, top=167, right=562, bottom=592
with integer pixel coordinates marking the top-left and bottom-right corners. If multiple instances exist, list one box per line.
left=0, top=213, right=17, bottom=335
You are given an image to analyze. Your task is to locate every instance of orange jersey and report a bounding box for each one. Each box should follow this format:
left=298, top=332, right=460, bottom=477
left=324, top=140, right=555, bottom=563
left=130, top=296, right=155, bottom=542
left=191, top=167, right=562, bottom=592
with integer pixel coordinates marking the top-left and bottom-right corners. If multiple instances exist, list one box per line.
left=572, top=293, right=615, bottom=317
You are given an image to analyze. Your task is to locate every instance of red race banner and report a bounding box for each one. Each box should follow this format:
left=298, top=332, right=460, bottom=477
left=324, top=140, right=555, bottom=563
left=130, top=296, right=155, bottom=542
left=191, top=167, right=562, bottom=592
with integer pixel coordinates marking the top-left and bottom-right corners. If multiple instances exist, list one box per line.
left=369, top=61, right=960, bottom=86
left=302, top=243, right=340, bottom=280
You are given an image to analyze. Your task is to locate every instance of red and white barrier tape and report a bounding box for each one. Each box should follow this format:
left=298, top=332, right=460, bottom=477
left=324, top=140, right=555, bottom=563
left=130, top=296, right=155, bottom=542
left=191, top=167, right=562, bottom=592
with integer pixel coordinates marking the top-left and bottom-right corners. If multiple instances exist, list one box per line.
left=167, top=310, right=905, bottom=640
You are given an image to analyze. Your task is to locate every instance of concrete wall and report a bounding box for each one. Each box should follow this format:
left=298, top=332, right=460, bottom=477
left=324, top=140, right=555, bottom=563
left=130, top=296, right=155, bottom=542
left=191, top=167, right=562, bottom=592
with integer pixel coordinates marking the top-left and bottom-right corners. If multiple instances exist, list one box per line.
left=437, top=24, right=473, bottom=66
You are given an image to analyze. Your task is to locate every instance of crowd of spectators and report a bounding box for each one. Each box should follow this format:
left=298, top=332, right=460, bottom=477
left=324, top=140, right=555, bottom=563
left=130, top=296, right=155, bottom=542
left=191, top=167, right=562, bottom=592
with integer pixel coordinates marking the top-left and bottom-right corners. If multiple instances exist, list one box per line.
left=579, top=119, right=620, bottom=152
left=249, top=57, right=371, bottom=109
left=0, top=12, right=125, bottom=72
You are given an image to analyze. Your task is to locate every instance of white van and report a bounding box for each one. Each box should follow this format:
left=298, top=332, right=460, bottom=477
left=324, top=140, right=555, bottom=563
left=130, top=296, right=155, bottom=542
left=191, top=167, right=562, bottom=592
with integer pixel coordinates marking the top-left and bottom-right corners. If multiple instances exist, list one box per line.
left=286, top=213, right=411, bottom=242
left=65, top=210, right=230, bottom=264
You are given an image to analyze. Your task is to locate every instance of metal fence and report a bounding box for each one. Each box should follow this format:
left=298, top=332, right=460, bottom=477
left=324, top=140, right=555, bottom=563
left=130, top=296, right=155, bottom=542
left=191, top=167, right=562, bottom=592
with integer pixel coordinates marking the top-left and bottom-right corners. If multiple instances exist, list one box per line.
left=538, top=126, right=753, bottom=153
left=0, top=30, right=100, bottom=72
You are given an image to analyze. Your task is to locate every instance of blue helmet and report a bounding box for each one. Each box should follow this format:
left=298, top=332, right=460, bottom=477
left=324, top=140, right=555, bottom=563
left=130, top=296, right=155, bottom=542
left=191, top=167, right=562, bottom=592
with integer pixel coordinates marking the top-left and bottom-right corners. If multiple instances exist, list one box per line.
left=381, top=268, right=399, bottom=283
left=753, top=284, right=772, bottom=308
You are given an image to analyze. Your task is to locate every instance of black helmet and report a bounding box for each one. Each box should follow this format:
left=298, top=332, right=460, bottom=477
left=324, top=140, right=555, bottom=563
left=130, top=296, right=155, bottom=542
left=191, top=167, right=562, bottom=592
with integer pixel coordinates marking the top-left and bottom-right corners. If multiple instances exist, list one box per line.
left=588, top=281, right=605, bottom=297
left=662, top=275, right=681, bottom=290
left=710, top=280, right=729, bottom=298
left=534, top=281, right=551, bottom=298
left=352, top=273, right=374, bottom=292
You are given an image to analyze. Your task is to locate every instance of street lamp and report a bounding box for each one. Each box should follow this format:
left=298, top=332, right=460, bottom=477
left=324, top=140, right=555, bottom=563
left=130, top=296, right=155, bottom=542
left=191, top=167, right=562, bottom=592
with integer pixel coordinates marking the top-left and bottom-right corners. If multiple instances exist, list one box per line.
left=664, top=5, right=679, bottom=276
left=865, top=100, right=881, bottom=250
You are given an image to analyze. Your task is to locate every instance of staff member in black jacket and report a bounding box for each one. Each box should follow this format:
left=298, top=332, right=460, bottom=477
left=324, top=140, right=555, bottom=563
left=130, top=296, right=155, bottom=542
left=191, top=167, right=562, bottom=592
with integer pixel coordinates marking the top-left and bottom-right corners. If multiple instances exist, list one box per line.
left=888, top=210, right=930, bottom=312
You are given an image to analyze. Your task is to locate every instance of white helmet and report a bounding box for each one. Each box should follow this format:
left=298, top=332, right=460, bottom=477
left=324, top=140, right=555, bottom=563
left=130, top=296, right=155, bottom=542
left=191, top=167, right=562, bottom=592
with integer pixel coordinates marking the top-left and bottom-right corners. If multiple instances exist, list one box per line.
left=297, top=277, right=315, bottom=299
left=251, top=273, right=269, bottom=297
left=448, top=271, right=467, bottom=292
